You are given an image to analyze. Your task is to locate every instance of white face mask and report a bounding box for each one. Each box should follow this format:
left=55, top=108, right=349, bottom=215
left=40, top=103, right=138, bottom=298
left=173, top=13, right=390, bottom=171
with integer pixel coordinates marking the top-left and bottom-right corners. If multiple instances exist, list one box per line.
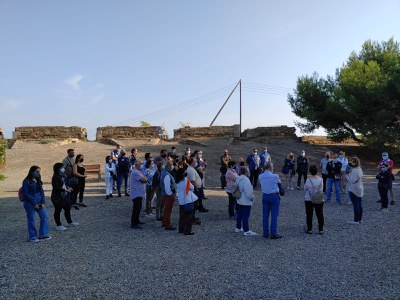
left=198, top=154, right=202, bottom=158
left=301, top=153, right=305, bottom=157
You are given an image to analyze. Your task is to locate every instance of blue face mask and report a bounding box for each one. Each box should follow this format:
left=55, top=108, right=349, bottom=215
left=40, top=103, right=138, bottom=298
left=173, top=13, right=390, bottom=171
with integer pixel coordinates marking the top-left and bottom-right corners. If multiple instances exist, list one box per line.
left=381, top=167, right=387, bottom=172
left=382, top=156, right=388, bottom=160
left=338, top=154, right=343, bottom=158
left=162, top=165, right=166, bottom=170
left=33, top=173, right=40, bottom=178
left=60, top=168, right=65, bottom=173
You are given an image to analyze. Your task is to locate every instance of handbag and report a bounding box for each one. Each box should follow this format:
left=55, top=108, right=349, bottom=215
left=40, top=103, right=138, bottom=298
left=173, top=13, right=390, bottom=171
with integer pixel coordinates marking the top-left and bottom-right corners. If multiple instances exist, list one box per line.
left=278, top=183, right=285, bottom=196
left=309, top=179, right=324, bottom=204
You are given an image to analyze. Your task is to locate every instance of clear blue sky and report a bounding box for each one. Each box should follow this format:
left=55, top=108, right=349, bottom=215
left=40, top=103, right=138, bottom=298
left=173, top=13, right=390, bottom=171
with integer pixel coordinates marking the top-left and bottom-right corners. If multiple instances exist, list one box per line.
left=1, top=1, right=399, bottom=139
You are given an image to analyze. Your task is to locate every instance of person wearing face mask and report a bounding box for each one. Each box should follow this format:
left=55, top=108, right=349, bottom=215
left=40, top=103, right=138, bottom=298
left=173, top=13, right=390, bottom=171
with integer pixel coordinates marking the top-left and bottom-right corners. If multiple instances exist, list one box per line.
left=326, top=154, right=342, bottom=204
left=22, top=166, right=51, bottom=242
left=246, top=149, right=261, bottom=189
left=235, top=158, right=245, bottom=175
left=337, top=151, right=349, bottom=194
left=130, top=161, right=148, bottom=229
left=51, top=163, right=79, bottom=232
left=161, top=161, right=177, bottom=230
left=104, top=155, right=116, bottom=199
left=62, top=148, right=75, bottom=178
left=154, top=149, right=168, bottom=164
left=182, top=147, right=191, bottom=161
left=260, top=146, right=272, bottom=169
left=320, top=152, right=331, bottom=193
left=196, top=150, right=207, bottom=197
left=220, top=149, right=231, bottom=189
left=72, top=154, right=87, bottom=208
left=187, top=158, right=208, bottom=213
left=282, top=152, right=296, bottom=191
left=376, top=163, right=392, bottom=212
left=153, top=161, right=165, bottom=221
left=225, top=160, right=239, bottom=219
left=117, top=150, right=130, bottom=197
left=377, top=152, right=395, bottom=205
left=296, top=150, right=309, bottom=190
left=347, top=157, right=364, bottom=224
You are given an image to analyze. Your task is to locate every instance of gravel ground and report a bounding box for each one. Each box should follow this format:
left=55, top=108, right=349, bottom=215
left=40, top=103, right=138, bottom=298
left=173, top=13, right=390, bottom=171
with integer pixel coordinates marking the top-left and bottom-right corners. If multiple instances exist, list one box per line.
left=0, top=140, right=399, bottom=299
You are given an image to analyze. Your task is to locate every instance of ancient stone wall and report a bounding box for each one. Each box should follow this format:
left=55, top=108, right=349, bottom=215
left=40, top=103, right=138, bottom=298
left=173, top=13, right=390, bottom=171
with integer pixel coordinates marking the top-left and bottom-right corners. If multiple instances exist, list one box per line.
left=174, top=125, right=240, bottom=139
left=13, top=126, right=87, bottom=141
left=96, top=126, right=166, bottom=141
left=242, top=126, right=297, bottom=139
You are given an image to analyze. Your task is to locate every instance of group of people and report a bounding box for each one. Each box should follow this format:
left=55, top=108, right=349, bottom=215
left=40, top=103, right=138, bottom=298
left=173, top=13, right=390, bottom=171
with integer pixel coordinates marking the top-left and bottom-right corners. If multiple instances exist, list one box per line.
left=20, top=144, right=396, bottom=242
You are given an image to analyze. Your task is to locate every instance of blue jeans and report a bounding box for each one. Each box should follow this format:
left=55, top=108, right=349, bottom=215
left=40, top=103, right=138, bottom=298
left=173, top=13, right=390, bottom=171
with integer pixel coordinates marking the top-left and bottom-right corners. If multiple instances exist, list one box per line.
left=236, top=204, right=251, bottom=232
left=349, top=192, right=363, bottom=222
left=326, top=178, right=341, bottom=203
left=117, top=172, right=129, bottom=194
left=262, top=193, right=280, bottom=237
left=23, top=202, right=49, bottom=240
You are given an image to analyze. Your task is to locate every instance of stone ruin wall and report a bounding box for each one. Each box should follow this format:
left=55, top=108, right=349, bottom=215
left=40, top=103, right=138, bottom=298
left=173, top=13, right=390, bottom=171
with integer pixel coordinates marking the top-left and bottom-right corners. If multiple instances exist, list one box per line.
left=242, top=126, right=297, bottom=139
left=173, top=125, right=241, bottom=139
left=13, top=126, right=87, bottom=141
left=96, top=126, right=167, bottom=141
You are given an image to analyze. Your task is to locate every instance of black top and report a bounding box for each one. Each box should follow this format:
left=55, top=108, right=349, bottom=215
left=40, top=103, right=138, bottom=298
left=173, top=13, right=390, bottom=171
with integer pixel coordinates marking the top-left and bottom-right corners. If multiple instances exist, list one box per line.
left=326, top=161, right=342, bottom=179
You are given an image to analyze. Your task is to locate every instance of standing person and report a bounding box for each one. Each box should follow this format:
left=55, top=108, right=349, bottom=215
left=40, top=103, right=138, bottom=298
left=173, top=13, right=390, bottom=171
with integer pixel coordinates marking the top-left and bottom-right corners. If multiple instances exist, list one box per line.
left=260, top=146, right=272, bottom=169
left=326, top=154, right=342, bottom=204
left=220, top=149, right=231, bottom=189
left=111, top=144, right=122, bottom=190
left=51, top=163, right=78, bottom=232
left=62, top=149, right=75, bottom=178
left=176, top=168, right=197, bottom=235
left=153, top=161, right=164, bottom=222
left=154, top=149, right=168, bottom=165
left=235, top=166, right=257, bottom=236
left=117, top=150, right=130, bottom=197
left=130, top=161, right=147, bottom=229
left=182, top=147, right=191, bottom=161
left=21, top=166, right=51, bottom=242
left=167, top=146, right=178, bottom=160
left=303, top=165, right=324, bottom=234
left=225, top=161, right=239, bottom=219
left=337, top=151, right=349, bottom=194
left=104, top=156, right=116, bottom=199
left=196, top=150, right=207, bottom=197
left=187, top=158, right=208, bottom=212
left=246, top=148, right=261, bottom=188
left=347, top=157, right=364, bottom=224
left=320, top=152, right=331, bottom=193
left=259, top=162, right=282, bottom=239
left=376, top=163, right=392, bottom=212
left=129, top=148, right=138, bottom=169
left=296, top=150, right=309, bottom=190
left=282, top=153, right=296, bottom=191
left=72, top=154, right=87, bottom=208
left=235, top=158, right=245, bottom=175
left=377, top=152, right=395, bottom=205
left=143, top=160, right=156, bottom=216
left=160, top=161, right=177, bottom=230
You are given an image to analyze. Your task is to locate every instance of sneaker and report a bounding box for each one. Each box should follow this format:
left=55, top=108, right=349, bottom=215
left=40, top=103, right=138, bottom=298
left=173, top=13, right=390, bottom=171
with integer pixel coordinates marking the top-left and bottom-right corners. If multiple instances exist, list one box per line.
left=390, top=201, right=395, bottom=205
left=67, top=222, right=79, bottom=227
left=56, top=225, right=68, bottom=232
left=380, top=208, right=389, bottom=212
left=244, top=230, right=257, bottom=236
left=235, top=228, right=244, bottom=233
left=118, top=194, right=122, bottom=197
left=106, top=195, right=110, bottom=200
left=198, top=208, right=209, bottom=213
left=109, top=194, right=113, bottom=198
left=73, top=205, right=79, bottom=210
left=125, top=193, right=130, bottom=197
left=319, top=230, right=325, bottom=235
left=347, top=220, right=360, bottom=225
left=346, top=201, right=352, bottom=205
left=79, top=203, right=87, bottom=207
left=296, top=186, right=300, bottom=190
left=291, top=187, right=294, bottom=191
left=29, top=238, right=40, bottom=243
left=39, top=236, right=52, bottom=241
left=377, top=199, right=382, bottom=203
left=305, top=230, right=312, bottom=234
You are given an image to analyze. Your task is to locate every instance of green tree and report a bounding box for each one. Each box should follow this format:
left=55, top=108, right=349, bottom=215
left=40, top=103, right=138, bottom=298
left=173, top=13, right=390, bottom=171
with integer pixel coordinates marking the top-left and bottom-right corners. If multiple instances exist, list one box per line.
left=140, top=121, right=151, bottom=127
left=288, top=38, right=400, bottom=149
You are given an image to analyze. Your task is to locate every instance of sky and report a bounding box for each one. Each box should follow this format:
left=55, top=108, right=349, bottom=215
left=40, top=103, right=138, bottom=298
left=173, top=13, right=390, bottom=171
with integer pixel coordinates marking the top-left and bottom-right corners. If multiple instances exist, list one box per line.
left=1, top=0, right=399, bottom=140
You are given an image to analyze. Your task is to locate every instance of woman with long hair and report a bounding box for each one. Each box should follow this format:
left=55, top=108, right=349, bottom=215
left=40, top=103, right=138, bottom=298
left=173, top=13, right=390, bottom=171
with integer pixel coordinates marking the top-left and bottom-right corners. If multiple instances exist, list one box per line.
left=22, top=166, right=51, bottom=242
left=51, top=163, right=79, bottom=231
left=72, top=154, right=87, bottom=208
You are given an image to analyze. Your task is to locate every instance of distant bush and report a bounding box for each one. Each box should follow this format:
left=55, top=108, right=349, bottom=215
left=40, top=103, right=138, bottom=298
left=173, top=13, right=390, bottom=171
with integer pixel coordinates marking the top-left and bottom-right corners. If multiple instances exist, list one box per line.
left=0, top=173, right=5, bottom=181
left=0, top=144, right=5, bottom=164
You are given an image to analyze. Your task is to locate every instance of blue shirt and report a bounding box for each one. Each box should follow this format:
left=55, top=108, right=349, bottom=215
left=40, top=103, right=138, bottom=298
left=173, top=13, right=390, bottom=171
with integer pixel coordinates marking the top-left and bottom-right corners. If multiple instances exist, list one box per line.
left=130, top=168, right=146, bottom=199
left=259, top=170, right=281, bottom=194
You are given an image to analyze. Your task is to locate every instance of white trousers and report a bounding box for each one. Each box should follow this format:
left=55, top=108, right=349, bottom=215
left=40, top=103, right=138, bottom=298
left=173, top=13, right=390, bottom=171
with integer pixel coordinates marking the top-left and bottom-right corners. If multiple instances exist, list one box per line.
left=105, top=177, right=113, bottom=195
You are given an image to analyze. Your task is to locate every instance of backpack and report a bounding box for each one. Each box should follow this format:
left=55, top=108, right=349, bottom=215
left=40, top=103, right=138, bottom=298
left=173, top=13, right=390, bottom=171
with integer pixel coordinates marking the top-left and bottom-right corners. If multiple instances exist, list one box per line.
left=232, top=178, right=243, bottom=199
left=309, top=179, right=324, bottom=204
left=18, top=187, right=24, bottom=202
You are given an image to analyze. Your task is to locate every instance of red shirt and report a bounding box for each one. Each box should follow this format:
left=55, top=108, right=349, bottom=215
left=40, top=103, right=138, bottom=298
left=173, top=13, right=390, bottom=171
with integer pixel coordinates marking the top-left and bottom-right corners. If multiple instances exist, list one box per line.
left=378, top=159, right=394, bottom=173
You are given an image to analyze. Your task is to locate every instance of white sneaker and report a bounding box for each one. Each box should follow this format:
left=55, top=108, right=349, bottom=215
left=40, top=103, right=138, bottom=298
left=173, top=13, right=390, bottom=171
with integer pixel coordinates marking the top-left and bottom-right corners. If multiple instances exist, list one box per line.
left=29, top=238, right=40, bottom=243
left=244, top=230, right=257, bottom=236
left=346, top=201, right=352, bottom=205
left=39, top=236, right=52, bottom=241
left=235, top=228, right=244, bottom=233
left=56, top=225, right=68, bottom=232
left=380, top=208, right=389, bottom=212
left=291, top=187, right=294, bottom=191
left=347, top=220, right=360, bottom=225
left=67, top=222, right=79, bottom=227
